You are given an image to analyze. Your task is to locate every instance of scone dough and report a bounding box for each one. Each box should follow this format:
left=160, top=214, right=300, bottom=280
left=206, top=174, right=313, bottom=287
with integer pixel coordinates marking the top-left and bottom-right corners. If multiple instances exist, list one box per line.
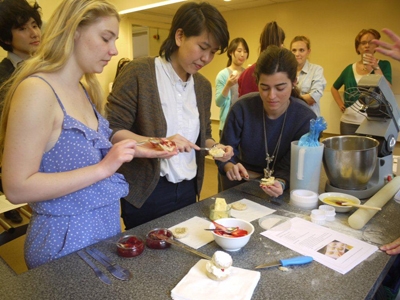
left=261, top=177, right=275, bottom=187
left=231, top=202, right=247, bottom=211
left=172, top=227, right=188, bottom=239
left=208, top=147, right=224, bottom=158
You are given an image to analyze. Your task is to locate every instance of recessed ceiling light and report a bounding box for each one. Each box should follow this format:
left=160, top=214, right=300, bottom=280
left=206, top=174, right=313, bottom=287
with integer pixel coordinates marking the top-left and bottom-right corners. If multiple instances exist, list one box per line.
left=119, top=0, right=186, bottom=14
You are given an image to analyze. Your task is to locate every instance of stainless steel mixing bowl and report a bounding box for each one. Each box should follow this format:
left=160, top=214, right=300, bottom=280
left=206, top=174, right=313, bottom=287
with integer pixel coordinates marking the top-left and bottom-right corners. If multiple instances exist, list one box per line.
left=322, top=135, right=379, bottom=190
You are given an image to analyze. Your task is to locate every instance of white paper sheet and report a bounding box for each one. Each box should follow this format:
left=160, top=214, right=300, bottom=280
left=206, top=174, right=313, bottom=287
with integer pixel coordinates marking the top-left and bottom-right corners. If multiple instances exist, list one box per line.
left=230, top=199, right=276, bottom=222
left=261, top=217, right=378, bottom=274
left=171, top=259, right=260, bottom=300
left=169, top=216, right=214, bottom=249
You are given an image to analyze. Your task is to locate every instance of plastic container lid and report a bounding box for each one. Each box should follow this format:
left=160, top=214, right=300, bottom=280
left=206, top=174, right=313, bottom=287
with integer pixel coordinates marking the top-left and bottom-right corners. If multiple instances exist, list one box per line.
left=290, top=189, right=319, bottom=209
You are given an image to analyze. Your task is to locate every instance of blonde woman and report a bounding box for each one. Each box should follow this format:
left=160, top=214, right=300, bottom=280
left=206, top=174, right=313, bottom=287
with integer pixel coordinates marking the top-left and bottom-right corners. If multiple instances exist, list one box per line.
left=290, top=36, right=326, bottom=116
left=0, top=0, right=157, bottom=268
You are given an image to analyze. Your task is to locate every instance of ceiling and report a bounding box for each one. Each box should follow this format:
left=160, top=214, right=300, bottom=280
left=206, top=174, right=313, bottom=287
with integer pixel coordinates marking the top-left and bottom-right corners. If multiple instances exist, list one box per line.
left=120, top=0, right=300, bottom=27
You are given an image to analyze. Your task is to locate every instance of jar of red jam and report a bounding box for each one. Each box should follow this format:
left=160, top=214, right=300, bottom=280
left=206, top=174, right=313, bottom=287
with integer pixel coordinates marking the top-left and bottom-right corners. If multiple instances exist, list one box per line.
left=146, top=228, right=173, bottom=249
left=116, top=235, right=145, bottom=257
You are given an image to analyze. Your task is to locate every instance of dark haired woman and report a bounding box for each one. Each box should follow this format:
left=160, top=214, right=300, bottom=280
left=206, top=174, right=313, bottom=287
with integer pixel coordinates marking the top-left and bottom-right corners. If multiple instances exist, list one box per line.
left=331, top=29, right=392, bottom=135
left=106, top=2, right=233, bottom=229
left=217, top=46, right=316, bottom=198
left=215, top=37, right=249, bottom=136
left=238, top=21, right=285, bottom=97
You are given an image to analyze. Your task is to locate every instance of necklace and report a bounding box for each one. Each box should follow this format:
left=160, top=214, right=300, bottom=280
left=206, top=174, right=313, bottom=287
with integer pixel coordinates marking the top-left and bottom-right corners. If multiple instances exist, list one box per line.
left=263, top=108, right=288, bottom=178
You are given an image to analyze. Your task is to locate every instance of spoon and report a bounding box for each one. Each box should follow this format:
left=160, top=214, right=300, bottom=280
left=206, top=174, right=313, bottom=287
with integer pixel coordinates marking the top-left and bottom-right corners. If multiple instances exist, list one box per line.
left=334, top=200, right=381, bottom=211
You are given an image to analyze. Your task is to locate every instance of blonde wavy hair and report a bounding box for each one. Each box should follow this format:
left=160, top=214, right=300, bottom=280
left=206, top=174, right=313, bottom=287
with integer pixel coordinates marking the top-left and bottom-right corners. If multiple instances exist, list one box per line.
left=0, top=0, right=120, bottom=163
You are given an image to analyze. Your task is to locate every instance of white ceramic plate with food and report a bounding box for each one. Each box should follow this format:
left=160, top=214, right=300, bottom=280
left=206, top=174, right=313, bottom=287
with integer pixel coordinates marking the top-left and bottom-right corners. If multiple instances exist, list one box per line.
left=318, top=192, right=361, bottom=213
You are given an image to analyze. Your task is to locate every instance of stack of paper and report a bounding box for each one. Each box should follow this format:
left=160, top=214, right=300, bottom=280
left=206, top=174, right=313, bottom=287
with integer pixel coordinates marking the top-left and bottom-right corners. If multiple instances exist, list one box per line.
left=261, top=217, right=378, bottom=274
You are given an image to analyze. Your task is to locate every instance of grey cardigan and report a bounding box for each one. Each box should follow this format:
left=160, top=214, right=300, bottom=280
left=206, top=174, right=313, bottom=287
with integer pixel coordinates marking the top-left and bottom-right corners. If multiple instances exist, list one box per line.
left=106, top=57, right=213, bottom=208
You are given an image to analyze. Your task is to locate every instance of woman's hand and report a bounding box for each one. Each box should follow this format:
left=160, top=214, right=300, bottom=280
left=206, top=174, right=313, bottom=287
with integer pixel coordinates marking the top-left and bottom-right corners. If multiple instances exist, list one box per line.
left=226, top=72, right=239, bottom=87
left=99, top=139, right=136, bottom=177
left=260, top=180, right=283, bottom=197
left=380, top=237, right=400, bottom=255
left=213, top=144, right=234, bottom=162
left=134, top=139, right=178, bottom=159
left=167, top=134, right=199, bottom=153
left=362, top=53, right=380, bottom=70
left=224, top=162, right=249, bottom=181
left=331, top=86, right=346, bottom=112
left=373, top=28, right=400, bottom=61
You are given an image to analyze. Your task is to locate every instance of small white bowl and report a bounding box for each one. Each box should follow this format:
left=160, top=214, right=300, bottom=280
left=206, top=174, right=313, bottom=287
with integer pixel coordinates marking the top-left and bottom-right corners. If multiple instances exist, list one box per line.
left=319, top=205, right=336, bottom=221
left=318, top=192, right=361, bottom=213
left=290, top=189, right=319, bottom=209
left=210, top=218, right=254, bottom=252
left=310, top=209, right=326, bottom=225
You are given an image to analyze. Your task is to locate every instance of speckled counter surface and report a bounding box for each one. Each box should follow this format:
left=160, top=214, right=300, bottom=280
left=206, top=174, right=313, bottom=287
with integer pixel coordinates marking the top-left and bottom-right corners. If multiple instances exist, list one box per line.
left=1, top=180, right=399, bottom=300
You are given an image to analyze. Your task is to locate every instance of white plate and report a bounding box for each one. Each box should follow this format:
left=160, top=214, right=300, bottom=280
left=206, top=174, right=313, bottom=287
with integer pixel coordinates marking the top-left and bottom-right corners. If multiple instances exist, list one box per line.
left=318, top=192, right=361, bottom=213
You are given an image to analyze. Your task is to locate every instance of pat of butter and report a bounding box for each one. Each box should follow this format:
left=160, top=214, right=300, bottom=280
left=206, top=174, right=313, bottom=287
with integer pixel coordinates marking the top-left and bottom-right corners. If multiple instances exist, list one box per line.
left=215, top=197, right=227, bottom=211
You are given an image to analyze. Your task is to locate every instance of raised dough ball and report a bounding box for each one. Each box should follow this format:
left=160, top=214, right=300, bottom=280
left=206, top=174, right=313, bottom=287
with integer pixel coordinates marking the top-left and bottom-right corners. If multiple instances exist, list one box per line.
left=205, top=251, right=233, bottom=281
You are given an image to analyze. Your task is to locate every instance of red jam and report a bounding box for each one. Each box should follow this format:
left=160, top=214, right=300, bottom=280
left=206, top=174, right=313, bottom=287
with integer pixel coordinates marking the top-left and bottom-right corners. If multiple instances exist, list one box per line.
left=146, top=228, right=173, bottom=249
left=117, top=235, right=144, bottom=257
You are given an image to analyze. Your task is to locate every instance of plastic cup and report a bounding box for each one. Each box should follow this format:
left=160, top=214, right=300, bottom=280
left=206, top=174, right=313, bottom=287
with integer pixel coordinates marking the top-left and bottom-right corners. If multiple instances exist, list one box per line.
left=290, top=141, right=324, bottom=193
left=363, top=53, right=372, bottom=65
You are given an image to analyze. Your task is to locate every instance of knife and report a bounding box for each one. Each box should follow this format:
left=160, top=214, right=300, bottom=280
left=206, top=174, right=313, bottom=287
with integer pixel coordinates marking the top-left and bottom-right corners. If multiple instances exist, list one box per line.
left=89, top=248, right=132, bottom=279
left=77, top=250, right=112, bottom=285
left=86, top=248, right=130, bottom=281
left=152, top=233, right=212, bottom=260
left=255, top=255, right=313, bottom=269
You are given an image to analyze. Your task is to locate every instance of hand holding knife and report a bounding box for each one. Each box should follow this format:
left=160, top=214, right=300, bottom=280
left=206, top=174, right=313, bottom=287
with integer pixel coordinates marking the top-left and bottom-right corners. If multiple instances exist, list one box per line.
left=255, top=255, right=313, bottom=270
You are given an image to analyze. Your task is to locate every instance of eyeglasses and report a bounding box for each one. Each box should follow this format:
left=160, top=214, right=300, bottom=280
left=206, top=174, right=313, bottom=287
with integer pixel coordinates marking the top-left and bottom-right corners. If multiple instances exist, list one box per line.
left=360, top=40, right=374, bottom=46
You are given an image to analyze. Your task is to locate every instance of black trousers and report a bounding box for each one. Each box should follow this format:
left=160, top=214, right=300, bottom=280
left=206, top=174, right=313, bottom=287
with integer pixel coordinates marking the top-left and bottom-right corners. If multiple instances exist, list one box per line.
left=120, top=176, right=196, bottom=230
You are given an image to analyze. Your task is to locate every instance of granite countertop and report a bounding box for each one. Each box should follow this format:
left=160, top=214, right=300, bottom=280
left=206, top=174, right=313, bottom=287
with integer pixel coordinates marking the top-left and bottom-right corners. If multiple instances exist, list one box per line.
left=0, top=180, right=399, bottom=300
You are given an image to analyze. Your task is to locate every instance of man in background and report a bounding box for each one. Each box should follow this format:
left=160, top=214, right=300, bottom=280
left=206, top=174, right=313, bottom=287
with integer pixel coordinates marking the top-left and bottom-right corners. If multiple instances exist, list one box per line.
left=0, top=0, right=42, bottom=223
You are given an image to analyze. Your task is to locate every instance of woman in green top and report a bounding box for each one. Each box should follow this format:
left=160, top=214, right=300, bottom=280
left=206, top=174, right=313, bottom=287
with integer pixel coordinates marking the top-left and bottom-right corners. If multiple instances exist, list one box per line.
left=331, top=28, right=392, bottom=135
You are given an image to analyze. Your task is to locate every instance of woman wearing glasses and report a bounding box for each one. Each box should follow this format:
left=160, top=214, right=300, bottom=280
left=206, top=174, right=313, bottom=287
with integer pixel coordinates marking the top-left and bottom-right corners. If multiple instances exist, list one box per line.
left=331, top=29, right=392, bottom=135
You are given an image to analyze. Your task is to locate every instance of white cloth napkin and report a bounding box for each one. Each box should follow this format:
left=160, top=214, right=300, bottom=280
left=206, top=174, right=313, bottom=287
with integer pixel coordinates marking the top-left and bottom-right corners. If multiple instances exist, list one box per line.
left=169, top=216, right=214, bottom=249
left=230, top=199, right=275, bottom=222
left=171, top=259, right=260, bottom=300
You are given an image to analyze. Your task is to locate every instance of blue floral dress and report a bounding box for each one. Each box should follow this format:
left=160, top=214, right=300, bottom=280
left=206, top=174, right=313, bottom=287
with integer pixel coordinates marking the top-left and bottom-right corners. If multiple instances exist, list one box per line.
left=24, top=76, right=128, bottom=269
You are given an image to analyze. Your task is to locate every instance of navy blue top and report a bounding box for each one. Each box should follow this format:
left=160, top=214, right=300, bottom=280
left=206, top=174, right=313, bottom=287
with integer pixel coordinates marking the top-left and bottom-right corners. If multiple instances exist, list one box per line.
left=218, top=92, right=317, bottom=186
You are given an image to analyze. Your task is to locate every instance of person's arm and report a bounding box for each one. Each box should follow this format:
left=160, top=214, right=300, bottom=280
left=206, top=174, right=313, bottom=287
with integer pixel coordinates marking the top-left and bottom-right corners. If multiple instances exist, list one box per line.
left=378, top=60, right=392, bottom=87
left=331, top=86, right=345, bottom=112
left=215, top=70, right=232, bottom=108
left=380, top=237, right=400, bottom=255
left=2, top=77, right=135, bottom=204
left=301, top=66, right=327, bottom=106
left=372, top=28, right=400, bottom=61
left=217, top=107, right=243, bottom=176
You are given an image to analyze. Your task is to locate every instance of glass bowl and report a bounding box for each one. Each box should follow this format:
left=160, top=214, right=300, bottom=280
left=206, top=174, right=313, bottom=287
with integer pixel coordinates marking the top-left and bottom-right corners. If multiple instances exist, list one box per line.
left=116, top=235, right=145, bottom=258
left=146, top=228, right=173, bottom=249
left=209, top=203, right=231, bottom=221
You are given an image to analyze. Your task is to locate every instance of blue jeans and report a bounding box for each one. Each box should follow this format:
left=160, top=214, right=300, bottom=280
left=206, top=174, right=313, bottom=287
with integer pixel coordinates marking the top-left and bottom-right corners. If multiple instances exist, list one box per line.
left=120, top=176, right=196, bottom=230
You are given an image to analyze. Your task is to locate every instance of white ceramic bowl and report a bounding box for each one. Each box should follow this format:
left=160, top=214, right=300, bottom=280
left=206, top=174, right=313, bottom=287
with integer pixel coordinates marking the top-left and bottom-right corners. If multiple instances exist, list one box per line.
left=290, top=189, right=319, bottom=209
left=210, top=218, right=254, bottom=252
left=318, top=192, right=361, bottom=213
